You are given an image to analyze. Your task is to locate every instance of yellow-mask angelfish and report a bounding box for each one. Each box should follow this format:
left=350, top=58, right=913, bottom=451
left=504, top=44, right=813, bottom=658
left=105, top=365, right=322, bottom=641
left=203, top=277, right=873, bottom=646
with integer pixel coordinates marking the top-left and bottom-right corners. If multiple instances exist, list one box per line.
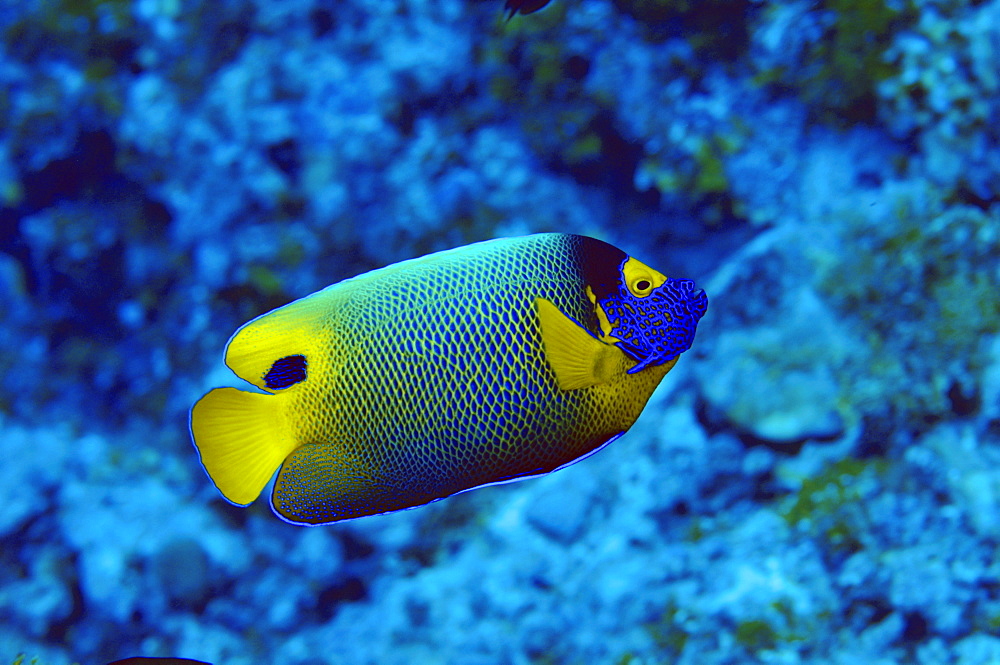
left=190, top=234, right=707, bottom=525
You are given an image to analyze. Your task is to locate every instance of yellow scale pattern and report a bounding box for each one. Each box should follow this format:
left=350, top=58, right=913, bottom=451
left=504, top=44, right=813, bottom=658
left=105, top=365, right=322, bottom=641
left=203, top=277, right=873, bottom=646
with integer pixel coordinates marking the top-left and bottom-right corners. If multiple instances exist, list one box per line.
left=261, top=234, right=671, bottom=523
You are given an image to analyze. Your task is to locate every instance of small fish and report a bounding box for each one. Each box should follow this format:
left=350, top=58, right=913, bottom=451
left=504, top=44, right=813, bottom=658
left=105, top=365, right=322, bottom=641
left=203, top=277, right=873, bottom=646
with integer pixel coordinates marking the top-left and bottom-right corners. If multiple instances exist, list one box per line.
left=190, top=234, right=707, bottom=525
left=504, top=0, right=553, bottom=19
left=107, top=659, right=212, bottom=665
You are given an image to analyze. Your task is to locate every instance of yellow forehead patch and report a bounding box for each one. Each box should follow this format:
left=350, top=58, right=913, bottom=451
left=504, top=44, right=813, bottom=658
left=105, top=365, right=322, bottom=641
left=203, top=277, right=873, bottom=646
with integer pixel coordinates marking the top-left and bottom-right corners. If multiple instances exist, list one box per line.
left=621, top=257, right=667, bottom=298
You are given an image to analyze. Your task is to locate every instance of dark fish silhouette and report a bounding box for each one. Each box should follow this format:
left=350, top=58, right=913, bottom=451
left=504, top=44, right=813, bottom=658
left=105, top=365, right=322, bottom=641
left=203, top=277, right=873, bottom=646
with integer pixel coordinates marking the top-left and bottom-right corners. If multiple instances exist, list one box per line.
left=107, top=658, right=212, bottom=665
left=504, top=0, right=553, bottom=19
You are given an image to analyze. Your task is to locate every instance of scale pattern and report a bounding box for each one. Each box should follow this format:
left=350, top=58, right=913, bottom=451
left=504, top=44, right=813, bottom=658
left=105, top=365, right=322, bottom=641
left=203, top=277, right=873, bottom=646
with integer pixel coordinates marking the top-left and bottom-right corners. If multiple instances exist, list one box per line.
left=270, top=234, right=678, bottom=523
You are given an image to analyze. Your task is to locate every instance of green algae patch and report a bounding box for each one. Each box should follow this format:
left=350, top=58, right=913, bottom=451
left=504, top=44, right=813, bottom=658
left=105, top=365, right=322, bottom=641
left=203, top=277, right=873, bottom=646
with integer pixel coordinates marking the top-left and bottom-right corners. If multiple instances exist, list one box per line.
left=735, top=618, right=778, bottom=651
left=781, top=457, right=888, bottom=552
left=611, top=0, right=751, bottom=59
left=817, top=0, right=913, bottom=121
left=753, top=0, right=916, bottom=124
left=645, top=602, right=690, bottom=656
left=816, top=195, right=1000, bottom=422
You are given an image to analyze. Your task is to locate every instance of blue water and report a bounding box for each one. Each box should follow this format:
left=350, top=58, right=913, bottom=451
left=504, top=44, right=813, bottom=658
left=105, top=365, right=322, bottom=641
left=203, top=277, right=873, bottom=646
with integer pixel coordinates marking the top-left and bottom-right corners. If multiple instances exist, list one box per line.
left=2, top=1, right=1000, bottom=663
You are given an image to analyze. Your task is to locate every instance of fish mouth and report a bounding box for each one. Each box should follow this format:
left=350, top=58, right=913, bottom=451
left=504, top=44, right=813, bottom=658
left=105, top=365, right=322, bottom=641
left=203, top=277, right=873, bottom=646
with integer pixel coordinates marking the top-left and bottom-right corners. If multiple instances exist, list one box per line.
left=620, top=279, right=708, bottom=374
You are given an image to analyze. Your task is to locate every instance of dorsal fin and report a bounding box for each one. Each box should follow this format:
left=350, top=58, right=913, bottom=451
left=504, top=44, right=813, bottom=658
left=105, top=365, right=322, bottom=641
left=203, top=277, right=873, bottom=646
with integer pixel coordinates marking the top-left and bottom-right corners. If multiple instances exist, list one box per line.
left=535, top=298, right=620, bottom=390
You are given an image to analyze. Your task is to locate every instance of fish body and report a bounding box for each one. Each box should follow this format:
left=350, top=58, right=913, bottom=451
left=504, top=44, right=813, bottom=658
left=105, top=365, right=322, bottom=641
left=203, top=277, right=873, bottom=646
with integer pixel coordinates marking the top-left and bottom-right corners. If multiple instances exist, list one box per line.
left=191, top=234, right=706, bottom=525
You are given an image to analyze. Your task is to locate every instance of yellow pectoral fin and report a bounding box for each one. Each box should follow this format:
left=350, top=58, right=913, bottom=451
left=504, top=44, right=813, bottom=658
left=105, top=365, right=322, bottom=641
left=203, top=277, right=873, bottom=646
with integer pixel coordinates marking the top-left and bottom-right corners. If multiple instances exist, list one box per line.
left=190, top=387, right=298, bottom=505
left=535, top=297, right=621, bottom=390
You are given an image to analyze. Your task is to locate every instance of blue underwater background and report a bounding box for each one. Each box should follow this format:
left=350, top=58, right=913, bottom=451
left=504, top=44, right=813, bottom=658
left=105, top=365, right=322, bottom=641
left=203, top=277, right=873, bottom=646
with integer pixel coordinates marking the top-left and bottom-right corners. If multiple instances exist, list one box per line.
left=2, top=0, right=1000, bottom=663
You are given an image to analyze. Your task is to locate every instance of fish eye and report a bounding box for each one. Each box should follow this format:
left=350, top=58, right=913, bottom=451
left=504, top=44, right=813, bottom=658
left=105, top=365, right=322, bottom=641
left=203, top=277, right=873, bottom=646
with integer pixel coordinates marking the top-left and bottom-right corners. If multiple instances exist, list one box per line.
left=620, top=257, right=665, bottom=298
left=630, top=277, right=653, bottom=297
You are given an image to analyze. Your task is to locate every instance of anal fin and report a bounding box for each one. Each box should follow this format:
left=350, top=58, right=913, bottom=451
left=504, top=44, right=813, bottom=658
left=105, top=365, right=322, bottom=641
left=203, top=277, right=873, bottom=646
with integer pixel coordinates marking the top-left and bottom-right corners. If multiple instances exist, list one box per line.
left=271, top=444, right=405, bottom=525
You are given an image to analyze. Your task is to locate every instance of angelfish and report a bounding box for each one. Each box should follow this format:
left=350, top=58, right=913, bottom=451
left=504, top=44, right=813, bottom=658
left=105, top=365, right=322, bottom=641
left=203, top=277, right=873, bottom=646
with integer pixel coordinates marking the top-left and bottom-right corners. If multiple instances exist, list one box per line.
left=190, top=234, right=707, bottom=525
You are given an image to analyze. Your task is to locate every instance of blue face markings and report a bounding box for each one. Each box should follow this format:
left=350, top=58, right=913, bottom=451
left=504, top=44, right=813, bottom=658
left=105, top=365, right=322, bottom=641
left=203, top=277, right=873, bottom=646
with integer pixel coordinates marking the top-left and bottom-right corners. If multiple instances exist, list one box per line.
left=264, top=354, right=308, bottom=390
left=601, top=277, right=708, bottom=374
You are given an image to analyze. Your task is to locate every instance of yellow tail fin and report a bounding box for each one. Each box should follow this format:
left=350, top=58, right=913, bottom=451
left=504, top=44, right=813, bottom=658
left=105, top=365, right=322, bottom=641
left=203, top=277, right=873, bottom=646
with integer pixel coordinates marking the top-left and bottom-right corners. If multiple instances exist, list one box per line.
left=190, top=387, right=298, bottom=505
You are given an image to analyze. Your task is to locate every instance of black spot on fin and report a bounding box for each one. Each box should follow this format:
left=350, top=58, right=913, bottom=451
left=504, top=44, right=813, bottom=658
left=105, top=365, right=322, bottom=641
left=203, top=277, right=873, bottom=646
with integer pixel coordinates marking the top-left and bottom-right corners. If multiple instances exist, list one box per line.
left=264, top=355, right=307, bottom=390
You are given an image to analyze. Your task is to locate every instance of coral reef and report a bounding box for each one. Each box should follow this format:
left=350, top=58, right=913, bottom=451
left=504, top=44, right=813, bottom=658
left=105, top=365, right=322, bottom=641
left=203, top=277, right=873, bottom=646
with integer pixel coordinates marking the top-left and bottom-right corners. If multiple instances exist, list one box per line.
left=1, top=0, right=999, bottom=663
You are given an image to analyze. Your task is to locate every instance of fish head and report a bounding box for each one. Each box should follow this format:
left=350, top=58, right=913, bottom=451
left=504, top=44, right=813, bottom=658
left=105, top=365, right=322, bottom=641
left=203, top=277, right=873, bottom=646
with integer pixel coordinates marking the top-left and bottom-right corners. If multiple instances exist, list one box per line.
left=592, top=256, right=708, bottom=374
